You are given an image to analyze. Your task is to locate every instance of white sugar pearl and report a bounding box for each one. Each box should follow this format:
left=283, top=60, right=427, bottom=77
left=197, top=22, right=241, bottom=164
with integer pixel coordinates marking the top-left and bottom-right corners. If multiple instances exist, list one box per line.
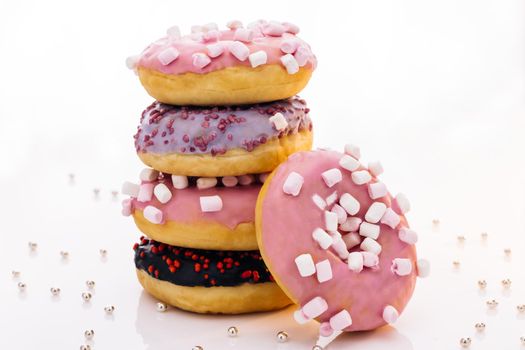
left=283, top=172, right=304, bottom=196
left=312, top=228, right=333, bottom=249
left=351, top=170, right=372, bottom=185
left=153, top=183, right=172, bottom=204
left=339, top=193, right=360, bottom=215
left=199, top=195, right=223, bottom=212
left=248, top=50, right=268, bottom=67
left=339, top=154, right=360, bottom=172
left=360, top=237, right=382, bottom=255
left=295, top=254, right=316, bottom=277
left=359, top=222, right=380, bottom=240
left=368, top=161, right=384, bottom=177
left=344, top=144, right=361, bottom=159
left=197, top=177, right=217, bottom=189
left=171, top=175, right=188, bottom=189
left=365, top=202, right=387, bottom=223
left=321, top=168, right=342, bottom=188
left=269, top=112, right=288, bottom=131
left=121, top=181, right=140, bottom=197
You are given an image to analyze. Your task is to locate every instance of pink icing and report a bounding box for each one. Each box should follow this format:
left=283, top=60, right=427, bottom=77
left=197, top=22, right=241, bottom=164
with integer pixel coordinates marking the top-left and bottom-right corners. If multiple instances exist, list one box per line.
left=259, top=150, right=418, bottom=332
left=137, top=22, right=316, bottom=75
left=131, top=177, right=259, bottom=229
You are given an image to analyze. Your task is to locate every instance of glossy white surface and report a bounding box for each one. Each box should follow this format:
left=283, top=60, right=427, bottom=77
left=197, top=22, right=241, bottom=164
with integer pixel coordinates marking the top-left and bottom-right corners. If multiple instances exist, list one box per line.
left=1, top=0, right=525, bottom=349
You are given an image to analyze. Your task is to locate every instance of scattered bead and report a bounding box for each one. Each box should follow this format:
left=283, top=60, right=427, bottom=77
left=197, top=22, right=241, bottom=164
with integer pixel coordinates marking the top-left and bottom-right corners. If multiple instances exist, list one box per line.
left=517, top=304, right=525, bottom=313
left=501, top=278, right=512, bottom=288
left=86, top=280, right=95, bottom=289
left=99, top=249, right=107, bottom=257
left=486, top=299, right=498, bottom=309
left=520, top=336, right=525, bottom=345
left=481, top=232, right=488, bottom=240
left=457, top=235, right=466, bottom=243
left=192, top=347, right=203, bottom=350
left=28, top=242, right=37, bottom=251
left=459, top=337, right=471, bottom=348
left=111, top=190, right=118, bottom=198
left=478, top=280, right=487, bottom=289
left=104, top=305, right=115, bottom=314
left=227, top=326, right=238, bottom=337
left=276, top=331, right=288, bottom=343
left=156, top=302, right=167, bottom=312
left=50, top=287, right=61, bottom=296
left=312, top=346, right=324, bottom=350
left=18, top=282, right=26, bottom=291
left=82, top=292, right=92, bottom=302
left=432, top=218, right=440, bottom=225
left=93, top=188, right=100, bottom=196
left=504, top=248, right=512, bottom=256
left=475, top=322, right=485, bottom=331
left=80, top=345, right=91, bottom=350
left=11, top=270, right=20, bottom=278
left=60, top=250, right=69, bottom=259
left=84, top=330, right=95, bottom=339
left=452, top=260, right=460, bottom=268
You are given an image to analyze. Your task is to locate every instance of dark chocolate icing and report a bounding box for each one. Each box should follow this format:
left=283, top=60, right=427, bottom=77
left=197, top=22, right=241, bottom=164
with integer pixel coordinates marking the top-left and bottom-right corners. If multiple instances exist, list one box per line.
left=134, top=238, right=274, bottom=287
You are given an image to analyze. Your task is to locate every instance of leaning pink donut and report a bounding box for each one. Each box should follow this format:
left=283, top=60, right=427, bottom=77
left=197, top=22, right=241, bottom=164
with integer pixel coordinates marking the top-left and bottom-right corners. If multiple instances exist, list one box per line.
left=255, top=147, right=430, bottom=345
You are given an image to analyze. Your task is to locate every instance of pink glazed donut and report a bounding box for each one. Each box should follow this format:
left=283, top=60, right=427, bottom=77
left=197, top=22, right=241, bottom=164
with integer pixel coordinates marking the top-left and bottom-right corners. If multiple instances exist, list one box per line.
left=256, top=147, right=430, bottom=343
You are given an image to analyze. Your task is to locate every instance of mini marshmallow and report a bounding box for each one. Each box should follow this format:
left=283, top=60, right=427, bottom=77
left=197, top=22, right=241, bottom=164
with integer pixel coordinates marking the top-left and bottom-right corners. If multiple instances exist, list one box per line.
left=398, top=227, right=418, bottom=244
left=315, top=259, right=333, bottom=283
left=321, top=168, right=343, bottom=188
left=368, top=161, right=384, bottom=177
left=326, top=191, right=338, bottom=207
left=312, top=194, right=327, bottom=210
left=233, top=28, right=253, bottom=42
left=121, top=199, right=132, bottom=217
left=280, top=54, right=299, bottom=74
left=262, top=22, right=286, bottom=36
left=365, top=202, right=387, bottom=224
left=302, top=296, right=328, bottom=318
left=269, top=112, right=288, bottom=131
left=381, top=208, right=401, bottom=229
left=140, top=168, right=159, bottom=182
left=226, top=20, right=243, bottom=30
left=352, top=170, right=372, bottom=185
left=192, top=53, right=211, bottom=69
left=137, top=183, right=154, bottom=202
left=166, top=25, right=181, bottom=39
left=189, top=32, right=203, bottom=41
left=329, top=310, right=353, bottom=331
left=203, top=22, right=218, bottom=31
left=283, top=172, right=304, bottom=196
left=229, top=41, right=250, bottom=61
left=295, top=253, right=316, bottom=277
left=368, top=182, right=388, bottom=200
left=347, top=252, right=364, bottom=273
left=143, top=205, right=163, bottom=224
left=340, top=217, right=362, bottom=232
left=360, top=237, right=382, bottom=255
left=293, top=309, right=310, bottom=324
left=344, top=144, right=361, bottom=159
left=391, top=258, right=413, bottom=276
left=196, top=177, right=217, bottom=189
left=342, top=232, right=362, bottom=249
left=258, top=173, right=269, bottom=183
left=331, top=204, right=347, bottom=224
left=361, top=251, right=379, bottom=268
left=416, top=259, right=431, bottom=278
left=339, top=193, right=360, bottom=215
left=393, top=193, right=411, bottom=214
left=171, top=175, right=188, bottom=189
left=319, top=322, right=334, bottom=337
left=312, top=228, right=334, bottom=250
left=359, top=222, right=380, bottom=239
left=153, top=183, right=172, bottom=204
left=383, top=305, right=399, bottom=324
left=199, top=195, right=223, bottom=212
left=222, top=176, right=238, bottom=187
left=238, top=174, right=254, bottom=186
left=283, top=21, right=300, bottom=34
left=203, top=30, right=220, bottom=42
left=121, top=181, right=140, bottom=197
left=325, top=211, right=338, bottom=232
left=157, top=47, right=180, bottom=65
left=125, top=55, right=139, bottom=70
left=248, top=50, right=267, bottom=68
left=339, top=154, right=360, bottom=172
left=280, top=39, right=299, bottom=54
left=294, top=46, right=310, bottom=66
left=331, top=238, right=350, bottom=260
left=206, top=42, right=224, bottom=58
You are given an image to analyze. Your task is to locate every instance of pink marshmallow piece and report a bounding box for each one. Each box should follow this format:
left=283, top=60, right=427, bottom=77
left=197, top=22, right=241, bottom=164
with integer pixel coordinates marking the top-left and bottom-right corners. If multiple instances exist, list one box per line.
left=393, top=193, right=411, bottom=214
left=157, top=47, right=180, bottom=65
left=340, top=217, right=362, bottom=232
left=321, top=168, right=343, bottom=188
left=121, top=199, right=132, bottom=217
left=339, top=154, right=360, bottom=172
left=359, top=222, right=380, bottom=240
left=199, top=195, right=223, bottom=212
left=137, top=183, right=154, bottom=202
left=248, top=50, right=268, bottom=68
left=342, top=232, right=362, bottom=250
left=192, top=53, right=211, bottom=69
left=315, top=259, right=333, bottom=283
left=319, top=322, right=334, bottom=337
left=283, top=22, right=300, bottom=34
left=229, top=41, right=250, bottom=61
left=283, top=171, right=304, bottom=196
left=221, top=176, right=238, bottom=187
left=233, top=28, right=253, bottom=42
left=238, top=174, right=255, bottom=186
left=203, top=30, right=220, bottom=42
left=416, top=259, right=431, bottom=278
left=302, top=296, right=328, bottom=319
left=294, top=46, right=310, bottom=67
left=329, top=309, right=353, bottom=331
left=398, top=227, right=418, bottom=244
left=352, top=170, right=372, bottom=185
left=362, top=251, right=379, bottom=268
left=331, top=204, right=347, bottom=224
left=368, top=182, right=388, bottom=199
left=325, top=191, right=338, bottom=207
left=365, top=202, right=387, bottom=223
left=206, top=42, right=224, bottom=58
left=360, top=237, right=382, bottom=255
left=339, top=193, right=360, bottom=215
left=143, top=205, right=163, bottom=224
left=391, top=258, right=413, bottom=276
left=368, top=161, right=384, bottom=177
left=226, top=20, right=243, bottom=30
left=121, top=181, right=140, bottom=197
left=344, top=143, right=361, bottom=159
left=280, top=39, right=299, bottom=54
left=153, top=183, right=172, bottom=204
left=331, top=238, right=350, bottom=260
left=262, top=22, right=286, bottom=36
left=381, top=208, right=401, bottom=229
left=383, top=305, right=399, bottom=324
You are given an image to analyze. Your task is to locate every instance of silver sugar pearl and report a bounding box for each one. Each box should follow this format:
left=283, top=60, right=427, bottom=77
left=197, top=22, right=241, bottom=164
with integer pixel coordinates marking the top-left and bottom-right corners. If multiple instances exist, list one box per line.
left=520, top=336, right=525, bottom=345
left=156, top=302, right=167, bottom=312
left=475, top=322, right=486, bottom=331
left=11, top=270, right=20, bottom=278
left=453, top=260, right=460, bottom=268
left=227, top=326, right=238, bottom=337
left=80, top=345, right=91, bottom=350
left=60, top=251, right=69, bottom=258
left=504, top=248, right=512, bottom=256
left=517, top=304, right=525, bottom=313
left=481, top=232, right=488, bottom=239
left=460, top=337, right=471, bottom=348
left=68, top=173, right=75, bottom=181
left=50, top=287, right=61, bottom=296
left=276, top=331, right=288, bottom=343
left=104, top=305, right=115, bottom=314
left=82, top=292, right=92, bottom=301
left=457, top=235, right=466, bottom=242
left=28, top=242, right=37, bottom=250
left=93, top=188, right=100, bottom=196
left=486, top=299, right=498, bottom=309
left=99, top=249, right=107, bottom=257
left=312, top=346, right=324, bottom=350
left=432, top=219, right=440, bottom=225
left=86, top=280, right=96, bottom=289
left=501, top=278, right=512, bottom=288
left=478, top=280, right=487, bottom=289
left=192, top=346, right=203, bottom=350
left=18, top=282, right=26, bottom=291
left=84, top=329, right=95, bottom=339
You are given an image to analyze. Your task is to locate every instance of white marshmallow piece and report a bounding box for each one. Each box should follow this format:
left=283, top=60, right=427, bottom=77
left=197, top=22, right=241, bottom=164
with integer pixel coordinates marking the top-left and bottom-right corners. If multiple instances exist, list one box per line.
left=302, top=296, right=328, bottom=318
left=222, top=176, right=238, bottom=187
left=121, top=199, right=132, bottom=217
left=248, top=50, right=267, bottom=68
left=197, top=177, right=217, bottom=190
left=368, top=161, right=384, bottom=177
left=360, top=237, right=382, bottom=255
left=125, top=55, right=139, bottom=70
left=153, top=183, right=172, bottom=204
left=365, top=202, right=387, bottom=223
left=294, top=46, right=310, bottom=66
left=283, top=172, right=304, bottom=196
left=283, top=21, right=300, bottom=34
left=368, top=182, right=388, bottom=199
left=280, top=54, right=299, bottom=74
left=339, top=193, right=360, bottom=215
left=329, top=310, right=353, bottom=330
left=293, top=309, right=310, bottom=324
left=315, top=259, right=333, bottom=283
left=321, top=168, right=343, bottom=188
left=312, top=194, right=327, bottom=210
left=312, top=228, right=334, bottom=250
left=157, top=47, right=180, bottom=65
left=352, top=170, right=372, bottom=185
left=342, top=232, right=362, bottom=250
left=381, top=208, right=401, bottom=229
left=206, top=42, right=224, bottom=58
left=383, top=305, right=399, bottom=324
left=331, top=204, right=347, bottom=224
left=226, top=20, right=243, bottom=30
left=171, top=175, right=188, bottom=189
left=233, top=28, right=253, bottom=42
left=347, top=252, right=364, bottom=273
left=137, top=184, right=154, bottom=202
left=229, top=41, right=250, bottom=61
left=394, top=193, right=411, bottom=214
left=344, top=144, right=361, bottom=159
left=121, top=181, right=140, bottom=197
left=143, top=205, right=163, bottom=224
left=359, top=222, right=380, bottom=240
left=280, top=39, right=299, bottom=54
left=391, top=258, right=413, bottom=276
left=416, top=259, right=431, bottom=278
left=166, top=25, right=181, bottom=39
left=324, top=211, right=338, bottom=232
left=326, top=191, right=338, bottom=207
left=238, top=174, right=254, bottom=186
left=269, top=112, right=288, bottom=131
left=192, top=52, right=211, bottom=68
left=331, top=238, right=350, bottom=260
left=361, top=251, right=379, bottom=268
left=339, top=154, right=360, bottom=172
left=398, top=227, right=418, bottom=244
left=295, top=253, right=316, bottom=277
left=340, top=217, right=362, bottom=232
left=199, top=195, right=223, bottom=212
left=140, top=168, right=159, bottom=182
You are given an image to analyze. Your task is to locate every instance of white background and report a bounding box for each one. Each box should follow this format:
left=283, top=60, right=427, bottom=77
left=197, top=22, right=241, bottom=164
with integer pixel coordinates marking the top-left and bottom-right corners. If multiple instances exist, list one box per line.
left=1, top=0, right=524, bottom=349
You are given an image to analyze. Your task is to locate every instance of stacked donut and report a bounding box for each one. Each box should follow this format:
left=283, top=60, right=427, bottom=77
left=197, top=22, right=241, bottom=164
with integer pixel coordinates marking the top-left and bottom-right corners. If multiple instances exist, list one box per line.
left=122, top=20, right=316, bottom=314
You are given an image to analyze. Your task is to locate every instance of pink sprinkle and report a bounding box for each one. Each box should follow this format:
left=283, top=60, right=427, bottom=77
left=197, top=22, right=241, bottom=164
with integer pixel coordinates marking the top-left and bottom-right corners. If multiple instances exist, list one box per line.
left=192, top=53, right=211, bottom=69
left=229, top=41, right=250, bottom=61
left=157, top=47, right=180, bottom=65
